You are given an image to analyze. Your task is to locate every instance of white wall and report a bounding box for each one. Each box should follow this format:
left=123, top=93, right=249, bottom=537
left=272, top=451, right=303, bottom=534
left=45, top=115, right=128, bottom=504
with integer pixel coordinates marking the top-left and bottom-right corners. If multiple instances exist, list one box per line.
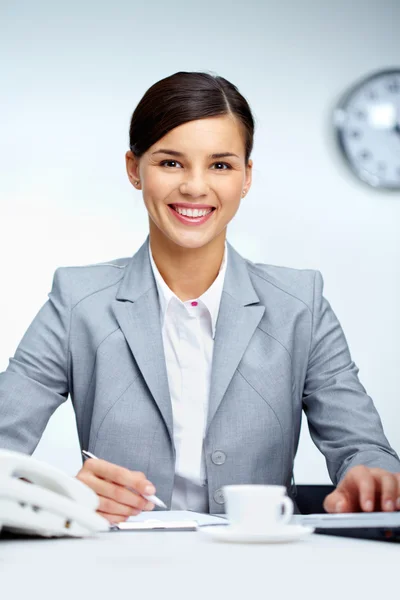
left=1, top=0, right=399, bottom=482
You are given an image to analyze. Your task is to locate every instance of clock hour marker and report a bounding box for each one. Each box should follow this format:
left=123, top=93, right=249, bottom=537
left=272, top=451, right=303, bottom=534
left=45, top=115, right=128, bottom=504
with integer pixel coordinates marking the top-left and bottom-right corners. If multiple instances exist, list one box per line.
left=366, top=89, right=378, bottom=100
left=355, top=109, right=367, bottom=120
left=349, top=129, right=362, bottom=139
left=359, top=150, right=371, bottom=161
left=387, top=80, right=400, bottom=93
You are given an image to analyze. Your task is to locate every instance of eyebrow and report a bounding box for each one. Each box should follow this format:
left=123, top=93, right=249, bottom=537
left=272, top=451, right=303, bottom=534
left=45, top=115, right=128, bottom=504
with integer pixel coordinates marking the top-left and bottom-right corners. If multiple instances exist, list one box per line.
left=151, top=149, right=240, bottom=159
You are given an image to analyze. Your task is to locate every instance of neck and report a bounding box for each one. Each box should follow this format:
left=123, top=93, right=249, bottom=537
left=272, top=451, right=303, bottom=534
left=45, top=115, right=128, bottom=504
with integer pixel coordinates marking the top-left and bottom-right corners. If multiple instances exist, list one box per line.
left=149, top=226, right=226, bottom=302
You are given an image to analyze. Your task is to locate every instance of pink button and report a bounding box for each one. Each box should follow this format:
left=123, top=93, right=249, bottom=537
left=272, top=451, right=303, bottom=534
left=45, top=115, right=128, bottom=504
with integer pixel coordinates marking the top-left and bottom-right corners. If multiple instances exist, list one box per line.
left=191, top=301, right=198, bottom=307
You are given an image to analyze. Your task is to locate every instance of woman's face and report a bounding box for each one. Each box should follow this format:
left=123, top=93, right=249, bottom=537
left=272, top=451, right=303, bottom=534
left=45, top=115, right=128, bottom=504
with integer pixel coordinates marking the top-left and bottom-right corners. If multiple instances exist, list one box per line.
left=126, top=115, right=252, bottom=250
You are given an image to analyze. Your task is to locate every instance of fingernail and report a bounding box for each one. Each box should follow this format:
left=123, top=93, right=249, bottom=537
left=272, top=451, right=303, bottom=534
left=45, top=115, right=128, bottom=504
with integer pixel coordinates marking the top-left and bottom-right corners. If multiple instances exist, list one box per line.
left=396, top=498, right=400, bottom=511
left=385, top=500, right=394, bottom=511
left=336, top=501, right=344, bottom=512
left=365, top=500, right=373, bottom=511
left=144, top=485, right=155, bottom=495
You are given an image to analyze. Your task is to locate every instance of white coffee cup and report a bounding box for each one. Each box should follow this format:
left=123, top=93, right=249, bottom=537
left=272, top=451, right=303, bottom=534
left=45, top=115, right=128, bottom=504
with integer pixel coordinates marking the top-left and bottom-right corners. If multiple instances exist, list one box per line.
left=222, top=484, right=294, bottom=533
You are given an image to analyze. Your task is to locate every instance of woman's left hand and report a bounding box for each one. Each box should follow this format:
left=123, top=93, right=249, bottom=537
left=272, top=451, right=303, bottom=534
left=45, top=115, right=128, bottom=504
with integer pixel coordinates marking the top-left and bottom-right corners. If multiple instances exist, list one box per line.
left=323, top=465, right=400, bottom=513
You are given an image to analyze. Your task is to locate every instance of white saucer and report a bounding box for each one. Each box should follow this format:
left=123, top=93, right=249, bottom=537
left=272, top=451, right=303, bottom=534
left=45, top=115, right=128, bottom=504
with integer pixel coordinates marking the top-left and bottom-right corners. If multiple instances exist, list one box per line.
left=198, top=524, right=315, bottom=544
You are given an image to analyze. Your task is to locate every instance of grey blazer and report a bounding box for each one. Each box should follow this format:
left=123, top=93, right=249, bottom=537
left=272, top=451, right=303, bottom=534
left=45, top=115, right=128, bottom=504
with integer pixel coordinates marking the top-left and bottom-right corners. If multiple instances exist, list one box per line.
left=0, top=238, right=399, bottom=513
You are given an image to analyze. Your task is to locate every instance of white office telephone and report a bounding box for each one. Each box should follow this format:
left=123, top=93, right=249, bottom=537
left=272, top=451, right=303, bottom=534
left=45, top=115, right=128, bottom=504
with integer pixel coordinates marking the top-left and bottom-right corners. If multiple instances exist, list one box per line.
left=0, top=450, right=109, bottom=538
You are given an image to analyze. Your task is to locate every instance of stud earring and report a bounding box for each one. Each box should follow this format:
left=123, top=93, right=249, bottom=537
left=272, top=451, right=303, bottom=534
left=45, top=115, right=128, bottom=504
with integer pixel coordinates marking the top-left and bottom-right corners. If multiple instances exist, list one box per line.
left=135, top=180, right=140, bottom=186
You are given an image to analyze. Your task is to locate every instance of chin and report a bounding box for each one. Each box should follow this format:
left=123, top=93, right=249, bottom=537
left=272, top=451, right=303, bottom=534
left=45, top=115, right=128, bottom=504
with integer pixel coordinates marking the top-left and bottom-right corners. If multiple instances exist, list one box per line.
left=168, top=230, right=217, bottom=250
left=172, top=238, right=212, bottom=250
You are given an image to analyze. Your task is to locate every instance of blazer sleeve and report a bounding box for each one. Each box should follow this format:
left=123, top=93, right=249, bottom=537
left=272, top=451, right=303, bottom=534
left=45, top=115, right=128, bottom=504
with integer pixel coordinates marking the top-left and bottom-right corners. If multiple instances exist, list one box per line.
left=302, top=271, right=400, bottom=484
left=0, top=268, right=70, bottom=454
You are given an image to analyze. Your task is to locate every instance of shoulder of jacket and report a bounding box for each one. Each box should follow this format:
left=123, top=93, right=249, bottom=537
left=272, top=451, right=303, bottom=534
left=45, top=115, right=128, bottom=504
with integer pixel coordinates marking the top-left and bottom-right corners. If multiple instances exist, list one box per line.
left=52, top=257, right=130, bottom=307
left=245, top=259, right=320, bottom=310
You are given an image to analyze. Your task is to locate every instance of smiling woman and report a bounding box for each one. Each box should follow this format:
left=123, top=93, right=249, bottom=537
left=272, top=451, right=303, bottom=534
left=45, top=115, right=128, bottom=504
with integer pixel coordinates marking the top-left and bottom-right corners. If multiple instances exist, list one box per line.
left=0, top=71, right=399, bottom=524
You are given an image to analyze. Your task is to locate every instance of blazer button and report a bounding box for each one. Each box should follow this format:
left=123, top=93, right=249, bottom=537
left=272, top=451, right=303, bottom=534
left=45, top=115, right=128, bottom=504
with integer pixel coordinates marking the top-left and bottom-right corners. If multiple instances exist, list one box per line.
left=213, top=488, right=225, bottom=505
left=212, top=451, right=226, bottom=465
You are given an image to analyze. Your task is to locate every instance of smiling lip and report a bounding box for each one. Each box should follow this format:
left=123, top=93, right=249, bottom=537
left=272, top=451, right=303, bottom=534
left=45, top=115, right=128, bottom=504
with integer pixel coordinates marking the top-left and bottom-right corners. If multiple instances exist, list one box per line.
left=170, top=203, right=215, bottom=209
left=168, top=204, right=215, bottom=227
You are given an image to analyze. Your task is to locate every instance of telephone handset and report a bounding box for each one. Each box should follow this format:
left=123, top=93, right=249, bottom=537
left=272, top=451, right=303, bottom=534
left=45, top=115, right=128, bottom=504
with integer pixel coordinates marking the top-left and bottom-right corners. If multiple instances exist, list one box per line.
left=0, top=450, right=109, bottom=537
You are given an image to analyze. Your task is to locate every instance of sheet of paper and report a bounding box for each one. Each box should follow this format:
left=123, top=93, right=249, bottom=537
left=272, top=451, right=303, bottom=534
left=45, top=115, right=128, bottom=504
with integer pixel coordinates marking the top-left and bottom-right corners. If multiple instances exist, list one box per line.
left=126, top=510, right=228, bottom=526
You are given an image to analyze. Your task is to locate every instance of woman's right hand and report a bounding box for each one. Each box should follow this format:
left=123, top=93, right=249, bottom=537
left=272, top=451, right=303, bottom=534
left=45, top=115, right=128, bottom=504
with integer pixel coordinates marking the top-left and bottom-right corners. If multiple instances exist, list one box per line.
left=76, top=458, right=156, bottom=523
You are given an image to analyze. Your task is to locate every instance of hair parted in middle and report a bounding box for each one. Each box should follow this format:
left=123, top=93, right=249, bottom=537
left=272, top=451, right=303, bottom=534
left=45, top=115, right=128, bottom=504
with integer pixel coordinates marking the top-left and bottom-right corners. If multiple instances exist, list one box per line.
left=129, top=71, right=255, bottom=163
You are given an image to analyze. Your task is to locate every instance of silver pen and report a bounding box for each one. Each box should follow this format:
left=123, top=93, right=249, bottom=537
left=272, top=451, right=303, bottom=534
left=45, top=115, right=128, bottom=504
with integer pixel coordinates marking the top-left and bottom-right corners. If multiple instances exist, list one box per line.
left=81, top=450, right=167, bottom=509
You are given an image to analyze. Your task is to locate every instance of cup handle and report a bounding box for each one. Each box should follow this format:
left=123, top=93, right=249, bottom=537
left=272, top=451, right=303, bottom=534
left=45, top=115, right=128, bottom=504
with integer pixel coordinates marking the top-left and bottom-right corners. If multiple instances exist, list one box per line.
left=279, top=496, right=294, bottom=525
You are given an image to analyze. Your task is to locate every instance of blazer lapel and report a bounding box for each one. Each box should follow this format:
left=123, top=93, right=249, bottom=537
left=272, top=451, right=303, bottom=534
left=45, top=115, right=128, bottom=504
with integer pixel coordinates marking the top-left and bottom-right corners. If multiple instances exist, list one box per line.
left=206, top=244, right=265, bottom=433
left=111, top=238, right=264, bottom=443
left=111, top=238, right=174, bottom=445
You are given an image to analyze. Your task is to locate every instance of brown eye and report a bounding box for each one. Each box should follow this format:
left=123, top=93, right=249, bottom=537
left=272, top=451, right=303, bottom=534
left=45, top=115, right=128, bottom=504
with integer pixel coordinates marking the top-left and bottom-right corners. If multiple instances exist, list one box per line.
left=212, top=162, right=231, bottom=170
left=160, top=160, right=182, bottom=168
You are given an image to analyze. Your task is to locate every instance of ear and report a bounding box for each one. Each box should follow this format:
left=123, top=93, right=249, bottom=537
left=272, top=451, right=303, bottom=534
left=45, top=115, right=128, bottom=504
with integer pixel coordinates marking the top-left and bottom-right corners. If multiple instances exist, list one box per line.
left=125, top=150, right=141, bottom=189
left=243, top=158, right=253, bottom=196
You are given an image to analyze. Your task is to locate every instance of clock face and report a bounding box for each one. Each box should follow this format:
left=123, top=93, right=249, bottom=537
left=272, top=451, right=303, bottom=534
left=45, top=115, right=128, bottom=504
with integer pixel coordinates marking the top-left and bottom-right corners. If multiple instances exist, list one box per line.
left=334, top=69, right=400, bottom=189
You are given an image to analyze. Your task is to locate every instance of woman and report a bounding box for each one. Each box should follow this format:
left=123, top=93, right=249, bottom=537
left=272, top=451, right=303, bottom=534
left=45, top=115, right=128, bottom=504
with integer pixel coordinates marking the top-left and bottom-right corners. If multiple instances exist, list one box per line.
left=0, top=72, right=399, bottom=523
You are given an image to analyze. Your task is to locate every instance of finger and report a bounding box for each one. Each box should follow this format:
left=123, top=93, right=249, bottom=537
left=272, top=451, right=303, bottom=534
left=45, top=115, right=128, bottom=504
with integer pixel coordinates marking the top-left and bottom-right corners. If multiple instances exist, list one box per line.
left=96, top=493, right=154, bottom=516
left=323, top=489, right=350, bottom=513
left=83, top=459, right=156, bottom=497
left=97, top=495, right=143, bottom=517
left=349, top=466, right=376, bottom=511
left=85, top=474, right=154, bottom=512
left=396, top=474, right=400, bottom=510
left=333, top=466, right=376, bottom=512
left=378, top=473, right=398, bottom=511
left=97, top=511, right=130, bottom=525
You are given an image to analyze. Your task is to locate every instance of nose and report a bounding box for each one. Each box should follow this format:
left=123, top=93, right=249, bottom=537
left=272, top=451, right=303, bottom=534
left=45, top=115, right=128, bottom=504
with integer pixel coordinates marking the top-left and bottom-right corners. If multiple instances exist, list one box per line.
left=179, top=172, right=209, bottom=198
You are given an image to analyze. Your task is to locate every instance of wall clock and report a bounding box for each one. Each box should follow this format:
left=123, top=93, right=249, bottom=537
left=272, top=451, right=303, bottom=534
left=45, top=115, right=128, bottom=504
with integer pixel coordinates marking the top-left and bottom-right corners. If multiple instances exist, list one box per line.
left=334, top=69, right=400, bottom=190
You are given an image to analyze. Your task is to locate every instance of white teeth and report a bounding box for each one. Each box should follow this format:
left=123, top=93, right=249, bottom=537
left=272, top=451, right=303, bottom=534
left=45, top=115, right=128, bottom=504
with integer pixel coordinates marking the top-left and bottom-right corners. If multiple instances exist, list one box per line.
left=174, top=206, right=212, bottom=217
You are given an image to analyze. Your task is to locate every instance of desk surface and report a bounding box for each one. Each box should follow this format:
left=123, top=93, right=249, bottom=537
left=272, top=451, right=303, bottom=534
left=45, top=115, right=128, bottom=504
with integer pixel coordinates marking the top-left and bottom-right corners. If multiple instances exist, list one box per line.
left=0, top=530, right=397, bottom=599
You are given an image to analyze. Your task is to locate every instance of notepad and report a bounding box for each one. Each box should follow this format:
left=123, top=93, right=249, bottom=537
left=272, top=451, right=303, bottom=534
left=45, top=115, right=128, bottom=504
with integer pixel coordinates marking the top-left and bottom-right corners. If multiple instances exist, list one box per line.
left=115, top=510, right=228, bottom=531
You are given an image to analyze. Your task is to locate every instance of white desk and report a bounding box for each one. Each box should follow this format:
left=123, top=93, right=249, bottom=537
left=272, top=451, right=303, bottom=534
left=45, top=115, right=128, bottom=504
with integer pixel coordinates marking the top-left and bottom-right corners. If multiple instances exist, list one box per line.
left=0, top=530, right=397, bottom=600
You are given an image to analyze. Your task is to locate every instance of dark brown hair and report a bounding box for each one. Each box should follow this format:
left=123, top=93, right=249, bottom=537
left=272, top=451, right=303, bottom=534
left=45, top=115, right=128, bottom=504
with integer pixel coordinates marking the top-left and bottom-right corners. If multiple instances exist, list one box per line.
left=129, top=72, right=255, bottom=162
